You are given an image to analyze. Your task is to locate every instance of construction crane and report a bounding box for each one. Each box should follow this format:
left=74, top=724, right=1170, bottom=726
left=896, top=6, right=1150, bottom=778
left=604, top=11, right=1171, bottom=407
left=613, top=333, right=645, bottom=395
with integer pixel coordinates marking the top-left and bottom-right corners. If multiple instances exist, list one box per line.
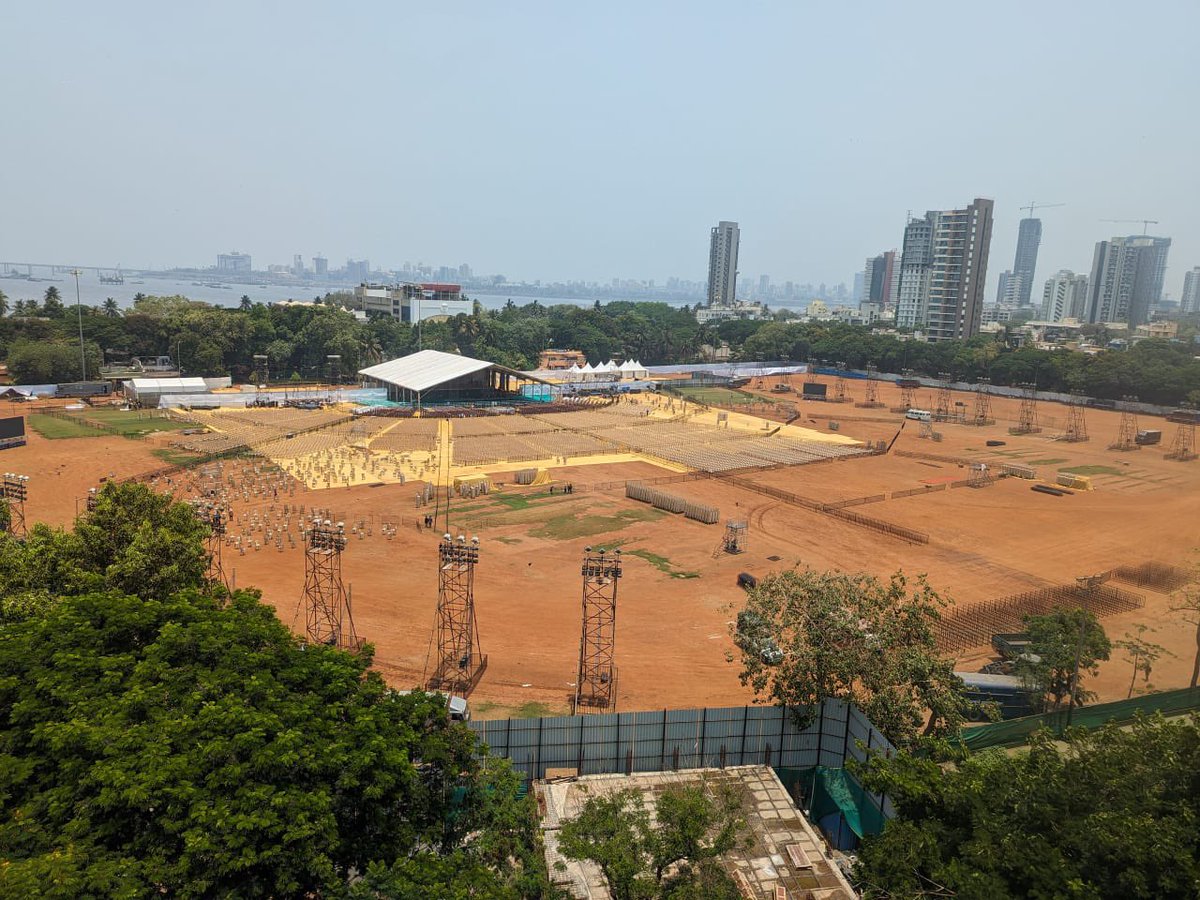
left=1021, top=201, right=1064, bottom=219
left=1101, top=218, right=1160, bottom=235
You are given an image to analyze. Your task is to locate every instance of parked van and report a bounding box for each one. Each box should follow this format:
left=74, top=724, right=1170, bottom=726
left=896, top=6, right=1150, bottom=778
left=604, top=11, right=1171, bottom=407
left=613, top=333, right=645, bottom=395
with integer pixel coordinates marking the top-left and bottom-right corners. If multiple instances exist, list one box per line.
left=905, top=409, right=932, bottom=422
left=396, top=689, right=471, bottom=722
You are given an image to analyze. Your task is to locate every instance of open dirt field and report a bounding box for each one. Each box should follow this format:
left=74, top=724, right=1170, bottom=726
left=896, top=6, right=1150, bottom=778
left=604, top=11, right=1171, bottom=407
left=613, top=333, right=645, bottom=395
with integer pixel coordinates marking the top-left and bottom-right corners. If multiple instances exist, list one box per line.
left=5, top=381, right=1199, bottom=719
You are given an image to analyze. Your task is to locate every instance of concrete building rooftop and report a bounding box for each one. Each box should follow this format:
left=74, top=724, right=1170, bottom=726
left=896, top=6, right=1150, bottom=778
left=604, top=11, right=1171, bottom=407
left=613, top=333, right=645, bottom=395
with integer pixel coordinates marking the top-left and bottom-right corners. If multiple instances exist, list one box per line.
left=537, top=765, right=857, bottom=899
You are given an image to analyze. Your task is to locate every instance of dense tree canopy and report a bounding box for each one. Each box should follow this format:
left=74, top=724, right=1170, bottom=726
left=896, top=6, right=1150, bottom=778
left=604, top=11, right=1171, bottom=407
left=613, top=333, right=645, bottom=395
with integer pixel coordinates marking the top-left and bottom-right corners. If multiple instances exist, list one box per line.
left=0, top=484, right=545, bottom=898
left=855, top=715, right=1200, bottom=899
left=0, top=293, right=1197, bottom=405
left=733, top=569, right=967, bottom=749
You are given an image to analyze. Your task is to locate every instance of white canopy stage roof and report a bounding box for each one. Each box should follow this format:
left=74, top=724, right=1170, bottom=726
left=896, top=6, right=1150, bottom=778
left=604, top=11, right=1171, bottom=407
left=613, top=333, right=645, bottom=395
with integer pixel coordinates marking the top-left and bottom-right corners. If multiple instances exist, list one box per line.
left=358, top=349, right=548, bottom=406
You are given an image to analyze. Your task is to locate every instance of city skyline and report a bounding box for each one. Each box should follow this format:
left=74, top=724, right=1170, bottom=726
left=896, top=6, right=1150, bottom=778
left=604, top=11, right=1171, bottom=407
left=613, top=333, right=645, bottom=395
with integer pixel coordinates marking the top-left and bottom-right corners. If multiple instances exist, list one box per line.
left=2, top=3, right=1197, bottom=301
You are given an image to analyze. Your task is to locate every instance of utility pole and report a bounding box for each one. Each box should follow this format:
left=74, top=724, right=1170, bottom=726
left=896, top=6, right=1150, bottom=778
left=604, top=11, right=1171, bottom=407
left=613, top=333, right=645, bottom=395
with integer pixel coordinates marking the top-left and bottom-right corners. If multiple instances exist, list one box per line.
left=69, top=269, right=86, bottom=380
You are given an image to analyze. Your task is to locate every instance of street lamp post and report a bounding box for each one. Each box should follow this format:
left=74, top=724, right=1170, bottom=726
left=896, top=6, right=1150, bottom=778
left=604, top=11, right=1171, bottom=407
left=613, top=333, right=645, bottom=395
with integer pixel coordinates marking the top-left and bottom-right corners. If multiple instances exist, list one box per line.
left=69, top=269, right=86, bottom=380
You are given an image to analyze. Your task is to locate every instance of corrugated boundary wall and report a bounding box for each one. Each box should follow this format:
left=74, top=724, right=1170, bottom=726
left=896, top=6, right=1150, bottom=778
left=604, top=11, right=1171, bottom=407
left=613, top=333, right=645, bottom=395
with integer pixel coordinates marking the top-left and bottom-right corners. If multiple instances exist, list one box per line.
left=469, top=699, right=896, bottom=820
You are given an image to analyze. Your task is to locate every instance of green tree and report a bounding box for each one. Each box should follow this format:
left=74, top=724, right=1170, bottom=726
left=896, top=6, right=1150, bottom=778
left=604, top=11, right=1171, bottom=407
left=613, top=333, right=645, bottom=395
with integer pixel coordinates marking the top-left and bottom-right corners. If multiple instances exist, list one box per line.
left=557, top=779, right=747, bottom=899
left=855, top=715, right=1200, bottom=899
left=42, top=285, right=64, bottom=315
left=1114, top=624, right=1172, bottom=698
left=1017, top=606, right=1111, bottom=710
left=101, top=297, right=120, bottom=317
left=733, top=568, right=966, bottom=748
left=0, top=288, right=7, bottom=317
left=241, top=294, right=253, bottom=310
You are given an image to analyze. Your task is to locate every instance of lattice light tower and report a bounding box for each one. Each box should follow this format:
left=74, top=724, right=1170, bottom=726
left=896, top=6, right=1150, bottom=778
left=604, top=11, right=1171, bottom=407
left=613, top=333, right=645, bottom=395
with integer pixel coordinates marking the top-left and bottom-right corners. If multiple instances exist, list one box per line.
left=1109, top=396, right=1139, bottom=452
left=1166, top=404, right=1197, bottom=461
left=302, top=517, right=360, bottom=650
left=896, top=369, right=918, bottom=412
left=723, top=521, right=747, bottom=554
left=427, top=534, right=487, bottom=697
left=2, top=473, right=29, bottom=539
left=1011, top=383, right=1041, bottom=435
left=833, top=361, right=849, bottom=403
left=190, top=500, right=228, bottom=589
left=933, top=373, right=953, bottom=423
left=1062, top=391, right=1089, bottom=443
left=85, top=487, right=100, bottom=512
left=857, top=365, right=884, bottom=409
left=574, top=547, right=622, bottom=714
left=971, top=378, right=994, bottom=426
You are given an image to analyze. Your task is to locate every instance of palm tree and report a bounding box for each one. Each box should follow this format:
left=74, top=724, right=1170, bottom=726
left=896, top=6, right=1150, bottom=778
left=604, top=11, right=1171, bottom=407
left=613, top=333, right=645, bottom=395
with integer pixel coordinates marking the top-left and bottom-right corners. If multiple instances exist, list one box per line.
left=0, top=289, right=7, bottom=317
left=240, top=295, right=252, bottom=311
left=43, top=285, right=61, bottom=304
left=102, top=298, right=121, bottom=317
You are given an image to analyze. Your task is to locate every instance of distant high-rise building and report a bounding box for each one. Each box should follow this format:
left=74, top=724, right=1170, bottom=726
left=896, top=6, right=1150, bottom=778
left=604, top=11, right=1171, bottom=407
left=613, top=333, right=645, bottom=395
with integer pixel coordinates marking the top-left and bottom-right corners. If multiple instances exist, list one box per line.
left=1181, top=266, right=1200, bottom=314
left=862, top=251, right=898, bottom=310
left=996, top=270, right=1025, bottom=308
left=758, top=274, right=770, bottom=297
left=345, top=259, right=370, bottom=282
left=1041, top=270, right=1089, bottom=322
left=1085, top=235, right=1171, bottom=326
left=313, top=255, right=328, bottom=278
left=217, top=251, right=251, bottom=273
left=896, top=198, right=994, bottom=340
left=852, top=271, right=865, bottom=303
left=707, top=221, right=740, bottom=305
left=1012, top=218, right=1042, bottom=307
left=292, top=254, right=305, bottom=277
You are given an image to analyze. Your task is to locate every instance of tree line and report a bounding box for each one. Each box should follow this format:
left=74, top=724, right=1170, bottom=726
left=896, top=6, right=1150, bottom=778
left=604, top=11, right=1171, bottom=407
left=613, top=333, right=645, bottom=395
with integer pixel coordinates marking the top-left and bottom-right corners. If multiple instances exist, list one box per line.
left=1, top=286, right=1199, bottom=406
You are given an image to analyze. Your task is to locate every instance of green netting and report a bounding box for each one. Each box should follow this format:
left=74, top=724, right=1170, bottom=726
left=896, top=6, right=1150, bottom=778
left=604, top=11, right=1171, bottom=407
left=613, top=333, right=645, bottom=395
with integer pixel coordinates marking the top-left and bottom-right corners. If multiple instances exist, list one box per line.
left=959, top=686, right=1200, bottom=752
left=775, top=766, right=888, bottom=839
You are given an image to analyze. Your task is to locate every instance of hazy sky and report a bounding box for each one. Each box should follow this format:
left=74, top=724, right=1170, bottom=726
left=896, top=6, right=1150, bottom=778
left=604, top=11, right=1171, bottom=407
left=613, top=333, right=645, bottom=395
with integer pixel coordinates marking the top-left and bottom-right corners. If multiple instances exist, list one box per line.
left=3, top=1, right=1198, bottom=298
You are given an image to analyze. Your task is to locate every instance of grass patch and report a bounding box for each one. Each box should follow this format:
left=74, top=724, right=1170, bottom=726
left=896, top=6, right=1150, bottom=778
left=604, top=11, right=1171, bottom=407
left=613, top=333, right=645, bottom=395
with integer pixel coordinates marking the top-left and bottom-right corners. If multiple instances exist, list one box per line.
left=494, top=535, right=522, bottom=545
left=624, top=547, right=700, bottom=579
left=1061, top=464, right=1126, bottom=477
left=528, top=507, right=664, bottom=541
left=27, top=414, right=104, bottom=439
left=513, top=701, right=558, bottom=719
left=151, top=447, right=206, bottom=467
left=1027, top=457, right=1068, bottom=466
left=674, top=386, right=765, bottom=406
left=76, top=408, right=189, bottom=437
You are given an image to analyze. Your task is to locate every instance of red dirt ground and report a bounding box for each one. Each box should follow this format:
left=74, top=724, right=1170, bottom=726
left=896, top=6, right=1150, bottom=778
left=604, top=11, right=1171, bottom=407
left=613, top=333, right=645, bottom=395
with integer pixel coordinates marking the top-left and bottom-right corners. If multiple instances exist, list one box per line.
left=7, top=383, right=1200, bottom=718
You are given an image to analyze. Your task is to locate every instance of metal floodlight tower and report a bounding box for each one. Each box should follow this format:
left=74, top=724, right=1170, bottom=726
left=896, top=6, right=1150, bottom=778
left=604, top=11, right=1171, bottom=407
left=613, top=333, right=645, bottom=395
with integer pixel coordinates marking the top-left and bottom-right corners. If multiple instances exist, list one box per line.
left=574, top=547, right=622, bottom=714
left=2, top=473, right=29, bottom=539
left=895, top=369, right=918, bottom=413
left=1062, top=391, right=1089, bottom=443
left=302, top=517, right=360, bottom=650
left=934, top=372, right=953, bottom=423
left=723, top=521, right=747, bottom=554
left=858, top=365, right=883, bottom=408
left=1011, top=383, right=1041, bottom=435
left=85, top=487, right=100, bottom=512
left=1166, top=405, right=1197, bottom=461
left=833, top=361, right=849, bottom=403
left=971, top=378, right=994, bottom=426
left=427, top=534, right=488, bottom=697
left=1109, top=395, right=1139, bottom=452
left=191, top=499, right=229, bottom=589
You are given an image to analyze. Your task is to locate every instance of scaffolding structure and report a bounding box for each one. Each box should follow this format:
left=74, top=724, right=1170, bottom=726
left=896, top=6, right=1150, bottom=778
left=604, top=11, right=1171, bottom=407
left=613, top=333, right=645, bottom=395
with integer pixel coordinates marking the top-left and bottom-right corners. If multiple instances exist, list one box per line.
left=2, top=473, right=29, bottom=540
left=427, top=534, right=488, bottom=697
left=966, top=463, right=993, bottom=488
left=302, top=517, right=361, bottom=650
left=934, top=374, right=953, bottom=423
left=832, top=362, right=849, bottom=403
left=723, top=521, right=747, bottom=554
left=1011, top=383, right=1041, bottom=435
left=574, top=547, right=621, bottom=714
left=894, top=371, right=919, bottom=413
left=1109, top=397, right=1139, bottom=451
left=1060, top=392, right=1089, bottom=443
left=190, top=499, right=228, bottom=589
left=1165, top=405, right=1197, bottom=461
left=856, top=373, right=884, bottom=409
left=971, top=379, right=994, bottom=426
left=85, top=487, right=100, bottom=512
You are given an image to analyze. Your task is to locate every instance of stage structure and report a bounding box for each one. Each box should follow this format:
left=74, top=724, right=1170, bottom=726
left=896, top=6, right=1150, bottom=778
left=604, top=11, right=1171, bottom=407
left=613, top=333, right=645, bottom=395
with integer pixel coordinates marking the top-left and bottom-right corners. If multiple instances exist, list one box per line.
left=426, top=534, right=488, bottom=697
left=302, top=517, right=361, bottom=650
left=574, top=547, right=622, bottom=714
left=2, top=473, right=29, bottom=539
